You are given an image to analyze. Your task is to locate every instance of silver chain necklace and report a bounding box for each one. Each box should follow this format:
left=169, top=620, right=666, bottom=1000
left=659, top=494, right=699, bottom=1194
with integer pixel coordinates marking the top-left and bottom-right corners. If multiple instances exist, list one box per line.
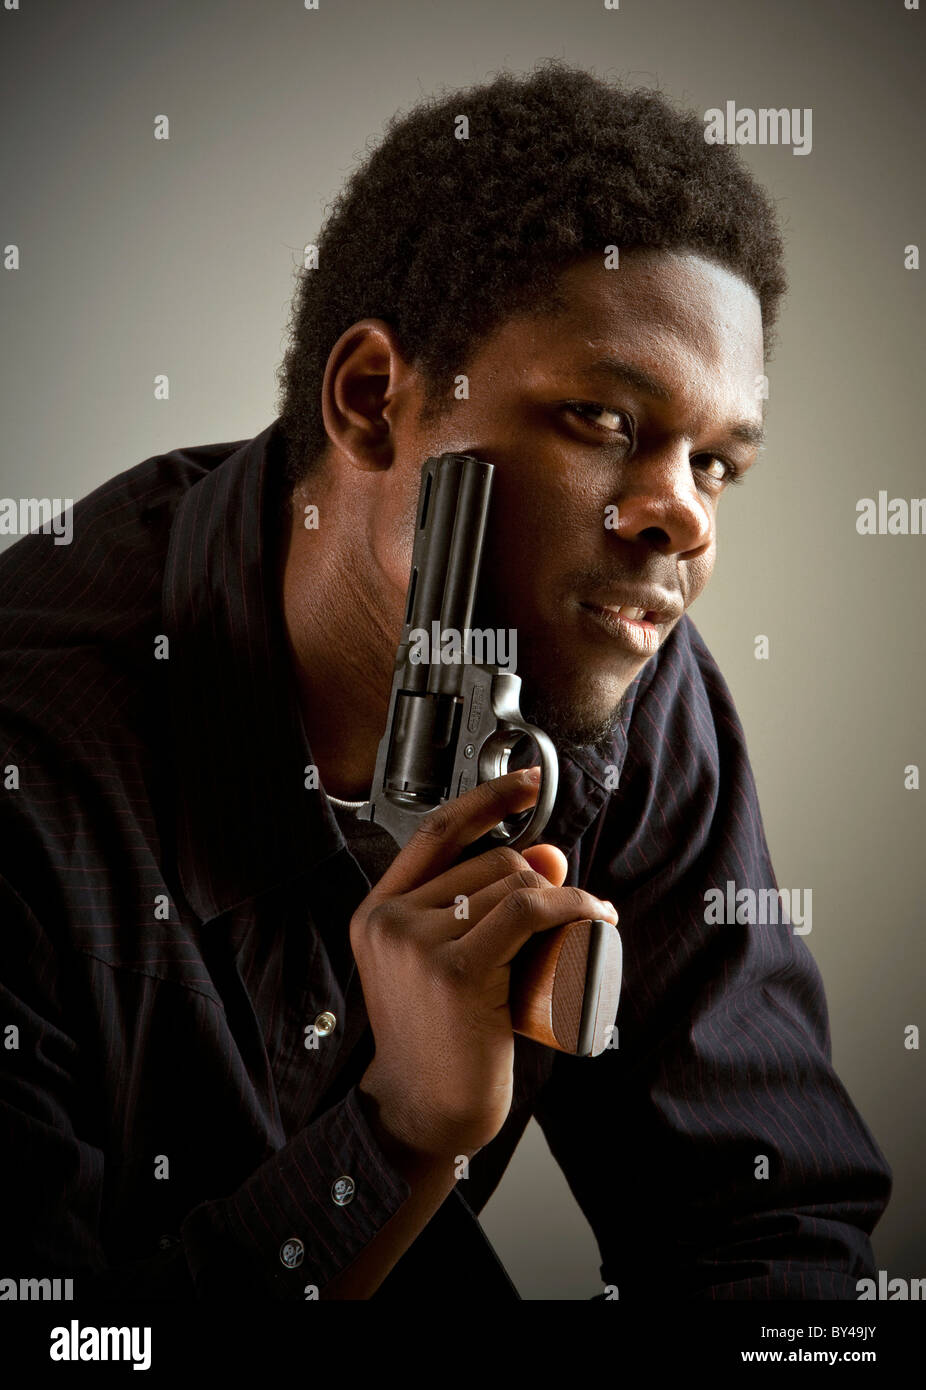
left=327, top=792, right=369, bottom=810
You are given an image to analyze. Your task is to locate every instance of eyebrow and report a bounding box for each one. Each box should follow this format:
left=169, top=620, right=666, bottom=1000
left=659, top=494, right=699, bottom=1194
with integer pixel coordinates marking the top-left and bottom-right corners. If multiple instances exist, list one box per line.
left=581, top=355, right=766, bottom=450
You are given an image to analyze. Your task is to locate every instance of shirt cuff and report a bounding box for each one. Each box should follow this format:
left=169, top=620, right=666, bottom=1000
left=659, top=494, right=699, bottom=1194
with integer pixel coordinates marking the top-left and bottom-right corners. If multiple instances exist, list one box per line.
left=179, top=1084, right=412, bottom=1298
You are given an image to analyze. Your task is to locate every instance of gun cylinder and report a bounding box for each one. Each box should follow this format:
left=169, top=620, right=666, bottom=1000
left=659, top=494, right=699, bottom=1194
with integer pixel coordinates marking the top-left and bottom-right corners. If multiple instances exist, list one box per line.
left=384, top=690, right=461, bottom=804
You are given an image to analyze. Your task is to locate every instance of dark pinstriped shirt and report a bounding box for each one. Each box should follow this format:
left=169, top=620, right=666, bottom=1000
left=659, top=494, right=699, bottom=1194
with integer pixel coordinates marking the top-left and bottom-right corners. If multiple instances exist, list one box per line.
left=0, top=419, right=891, bottom=1300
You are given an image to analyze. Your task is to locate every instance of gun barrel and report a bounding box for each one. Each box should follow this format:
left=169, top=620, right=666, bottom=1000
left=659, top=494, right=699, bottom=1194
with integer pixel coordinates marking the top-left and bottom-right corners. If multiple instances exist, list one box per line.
left=403, top=454, right=494, bottom=696
left=378, top=453, right=495, bottom=808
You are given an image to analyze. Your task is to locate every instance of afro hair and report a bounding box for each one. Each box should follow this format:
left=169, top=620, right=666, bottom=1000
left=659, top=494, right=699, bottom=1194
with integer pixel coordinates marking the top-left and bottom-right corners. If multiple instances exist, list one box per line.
left=276, top=60, right=787, bottom=488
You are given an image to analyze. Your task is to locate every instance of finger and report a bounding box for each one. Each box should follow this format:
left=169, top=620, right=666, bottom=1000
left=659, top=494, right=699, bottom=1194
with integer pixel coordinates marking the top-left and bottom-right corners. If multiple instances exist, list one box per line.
left=368, top=768, right=541, bottom=900
left=405, top=840, right=567, bottom=916
left=404, top=842, right=535, bottom=912
left=455, top=883, right=620, bottom=975
left=454, top=870, right=616, bottom=935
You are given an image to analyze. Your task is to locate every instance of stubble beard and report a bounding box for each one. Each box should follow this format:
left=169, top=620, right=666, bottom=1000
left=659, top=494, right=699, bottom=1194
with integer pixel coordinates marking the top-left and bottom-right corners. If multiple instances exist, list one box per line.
left=516, top=666, right=629, bottom=762
left=474, top=587, right=634, bottom=761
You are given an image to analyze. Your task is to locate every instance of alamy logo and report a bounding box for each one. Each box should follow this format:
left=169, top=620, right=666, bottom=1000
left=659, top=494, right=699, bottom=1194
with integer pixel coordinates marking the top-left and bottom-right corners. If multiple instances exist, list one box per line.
left=703, top=880, right=812, bottom=935
left=49, top=1320, right=151, bottom=1370
left=0, top=1276, right=74, bottom=1299
left=0, top=497, right=73, bottom=545
left=408, top=622, right=517, bottom=671
left=703, top=101, right=812, bottom=155
left=856, top=1271, right=926, bottom=1299
left=856, top=492, right=926, bottom=535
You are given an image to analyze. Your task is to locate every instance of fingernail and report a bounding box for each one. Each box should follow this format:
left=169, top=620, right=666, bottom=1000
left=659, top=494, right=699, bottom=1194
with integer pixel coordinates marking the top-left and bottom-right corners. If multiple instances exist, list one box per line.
left=522, top=766, right=542, bottom=784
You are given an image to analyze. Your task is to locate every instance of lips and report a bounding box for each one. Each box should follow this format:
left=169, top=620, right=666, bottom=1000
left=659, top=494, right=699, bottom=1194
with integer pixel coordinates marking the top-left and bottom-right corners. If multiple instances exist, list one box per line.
left=597, top=603, right=649, bottom=622
left=581, top=591, right=683, bottom=626
left=577, top=588, right=684, bottom=659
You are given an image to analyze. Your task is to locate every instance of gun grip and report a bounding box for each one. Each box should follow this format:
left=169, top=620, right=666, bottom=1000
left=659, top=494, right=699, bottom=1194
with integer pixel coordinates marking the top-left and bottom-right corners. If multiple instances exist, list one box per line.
left=509, top=919, right=622, bottom=1057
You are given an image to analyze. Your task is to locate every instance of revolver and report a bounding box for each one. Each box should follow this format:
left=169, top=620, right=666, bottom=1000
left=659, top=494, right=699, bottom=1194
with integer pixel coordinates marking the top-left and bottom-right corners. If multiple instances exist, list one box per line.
left=355, top=452, right=621, bottom=1057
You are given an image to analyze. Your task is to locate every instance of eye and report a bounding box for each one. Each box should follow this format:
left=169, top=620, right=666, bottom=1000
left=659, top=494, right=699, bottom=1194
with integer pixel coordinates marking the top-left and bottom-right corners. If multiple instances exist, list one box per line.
left=563, top=401, right=633, bottom=436
left=563, top=404, right=747, bottom=485
left=694, top=455, right=743, bottom=485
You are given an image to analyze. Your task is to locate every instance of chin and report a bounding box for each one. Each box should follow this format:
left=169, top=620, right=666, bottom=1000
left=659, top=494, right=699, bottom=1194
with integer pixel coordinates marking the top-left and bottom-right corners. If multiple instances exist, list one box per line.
left=517, top=678, right=628, bottom=759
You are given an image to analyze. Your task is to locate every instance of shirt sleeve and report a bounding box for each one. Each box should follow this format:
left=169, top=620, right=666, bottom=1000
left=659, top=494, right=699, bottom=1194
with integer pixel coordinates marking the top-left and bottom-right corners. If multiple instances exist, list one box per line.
left=532, top=617, right=893, bottom=1300
left=179, top=1086, right=412, bottom=1299
left=0, top=875, right=411, bottom=1301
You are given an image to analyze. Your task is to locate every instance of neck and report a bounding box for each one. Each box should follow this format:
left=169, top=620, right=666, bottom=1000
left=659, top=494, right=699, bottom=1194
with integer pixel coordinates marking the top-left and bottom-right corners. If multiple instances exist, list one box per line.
left=279, top=486, right=398, bottom=801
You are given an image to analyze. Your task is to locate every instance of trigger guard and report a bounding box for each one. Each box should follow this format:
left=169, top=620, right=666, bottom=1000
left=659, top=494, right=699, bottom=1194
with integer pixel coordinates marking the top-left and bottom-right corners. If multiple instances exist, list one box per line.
left=477, top=724, right=558, bottom=852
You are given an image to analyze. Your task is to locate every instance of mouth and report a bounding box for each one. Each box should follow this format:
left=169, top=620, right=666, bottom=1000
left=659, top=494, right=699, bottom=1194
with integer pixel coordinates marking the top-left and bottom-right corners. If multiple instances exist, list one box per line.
left=578, top=592, right=682, bottom=659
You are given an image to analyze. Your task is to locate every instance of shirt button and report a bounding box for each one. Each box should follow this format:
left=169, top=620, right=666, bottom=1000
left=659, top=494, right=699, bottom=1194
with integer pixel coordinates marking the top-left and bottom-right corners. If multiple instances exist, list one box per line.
left=280, top=1237, right=305, bottom=1269
left=314, top=1011, right=337, bottom=1036
left=331, top=1175, right=355, bottom=1206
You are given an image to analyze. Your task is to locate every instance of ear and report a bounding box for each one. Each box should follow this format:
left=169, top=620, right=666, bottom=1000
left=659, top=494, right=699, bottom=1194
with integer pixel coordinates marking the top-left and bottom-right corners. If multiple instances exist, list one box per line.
left=319, top=319, right=415, bottom=474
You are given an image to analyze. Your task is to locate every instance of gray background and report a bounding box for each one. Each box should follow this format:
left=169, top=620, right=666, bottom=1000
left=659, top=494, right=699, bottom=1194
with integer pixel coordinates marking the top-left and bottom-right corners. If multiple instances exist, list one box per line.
left=1, top=0, right=922, bottom=1297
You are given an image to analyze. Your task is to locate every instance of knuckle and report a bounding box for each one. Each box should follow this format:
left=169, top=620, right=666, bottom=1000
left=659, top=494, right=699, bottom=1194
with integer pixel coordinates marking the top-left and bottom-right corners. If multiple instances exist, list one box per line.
left=436, top=945, right=470, bottom=987
left=414, top=802, right=455, bottom=843
left=489, top=846, right=527, bottom=877
left=511, top=868, right=546, bottom=891
left=349, top=903, right=370, bottom=943
left=477, top=774, right=511, bottom=814
left=486, top=780, right=517, bottom=822
left=503, top=886, right=543, bottom=921
left=365, top=898, right=404, bottom=938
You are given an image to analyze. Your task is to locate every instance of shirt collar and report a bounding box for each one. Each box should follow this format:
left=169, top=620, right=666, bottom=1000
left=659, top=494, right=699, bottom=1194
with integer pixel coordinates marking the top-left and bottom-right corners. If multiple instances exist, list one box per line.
left=163, top=419, right=630, bottom=921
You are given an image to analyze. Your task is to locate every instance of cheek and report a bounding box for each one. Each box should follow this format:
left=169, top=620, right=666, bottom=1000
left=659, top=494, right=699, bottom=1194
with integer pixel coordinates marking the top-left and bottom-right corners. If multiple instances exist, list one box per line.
left=685, top=547, right=716, bottom=599
left=548, top=455, right=617, bottom=524
left=516, top=465, right=600, bottom=539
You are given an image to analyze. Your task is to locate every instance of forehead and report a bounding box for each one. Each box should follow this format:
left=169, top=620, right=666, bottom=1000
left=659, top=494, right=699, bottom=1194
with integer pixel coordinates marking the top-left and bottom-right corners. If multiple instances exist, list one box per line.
left=480, top=249, right=764, bottom=403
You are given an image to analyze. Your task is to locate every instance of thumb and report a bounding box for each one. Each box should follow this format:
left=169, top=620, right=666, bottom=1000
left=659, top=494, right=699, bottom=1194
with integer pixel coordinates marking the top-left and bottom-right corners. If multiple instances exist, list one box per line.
left=520, top=842, right=569, bottom=887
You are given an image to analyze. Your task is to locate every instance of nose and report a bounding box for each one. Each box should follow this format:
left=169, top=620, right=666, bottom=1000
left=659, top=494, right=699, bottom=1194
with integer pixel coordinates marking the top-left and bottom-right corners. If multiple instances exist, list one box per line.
left=612, top=444, right=713, bottom=557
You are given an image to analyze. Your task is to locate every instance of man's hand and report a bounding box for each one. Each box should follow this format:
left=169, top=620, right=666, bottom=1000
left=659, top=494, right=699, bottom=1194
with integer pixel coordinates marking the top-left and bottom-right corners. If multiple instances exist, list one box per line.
left=353, top=768, right=619, bottom=1161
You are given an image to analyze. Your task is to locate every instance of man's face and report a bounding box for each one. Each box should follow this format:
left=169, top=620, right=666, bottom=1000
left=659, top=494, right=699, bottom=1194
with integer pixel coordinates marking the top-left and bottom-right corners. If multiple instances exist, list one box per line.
left=390, top=248, right=765, bottom=754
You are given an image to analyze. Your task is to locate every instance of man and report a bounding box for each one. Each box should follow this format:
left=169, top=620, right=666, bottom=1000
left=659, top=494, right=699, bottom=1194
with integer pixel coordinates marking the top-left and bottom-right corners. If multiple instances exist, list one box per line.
left=0, top=61, right=891, bottom=1300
